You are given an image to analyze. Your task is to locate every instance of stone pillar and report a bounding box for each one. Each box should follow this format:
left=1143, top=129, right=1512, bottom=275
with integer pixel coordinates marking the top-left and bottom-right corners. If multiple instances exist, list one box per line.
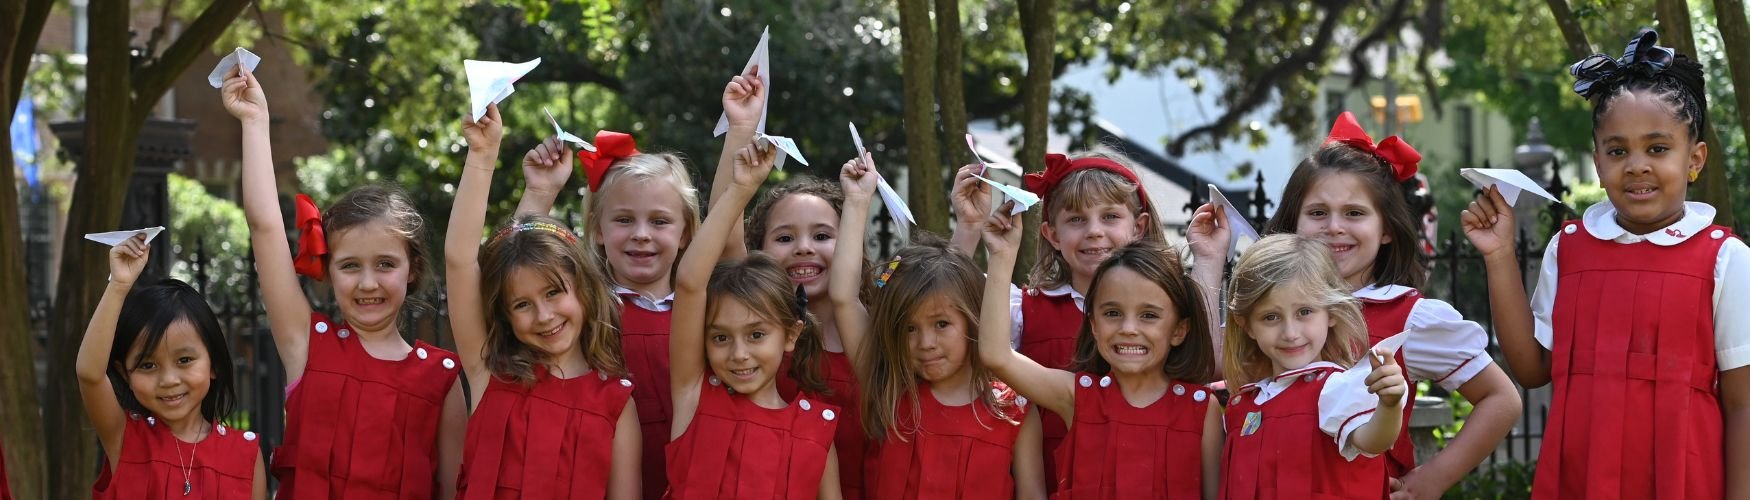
left=1409, top=396, right=1456, bottom=466
left=50, top=118, right=197, bottom=281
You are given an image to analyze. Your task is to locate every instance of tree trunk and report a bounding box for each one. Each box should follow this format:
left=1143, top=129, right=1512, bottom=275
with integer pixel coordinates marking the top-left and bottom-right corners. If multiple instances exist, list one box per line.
left=898, top=0, right=946, bottom=234
left=935, top=0, right=969, bottom=170
left=1544, top=0, right=1595, bottom=60
left=0, top=0, right=55, bottom=496
left=1655, top=0, right=1737, bottom=227
left=1712, top=0, right=1750, bottom=220
left=1016, top=0, right=1058, bottom=280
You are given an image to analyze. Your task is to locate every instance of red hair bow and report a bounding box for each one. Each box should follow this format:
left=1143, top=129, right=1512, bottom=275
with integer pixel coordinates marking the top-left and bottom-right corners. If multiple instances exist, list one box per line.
left=577, top=131, right=641, bottom=192
left=1022, top=153, right=1150, bottom=212
left=292, top=194, right=327, bottom=281
left=1324, top=111, right=1421, bottom=182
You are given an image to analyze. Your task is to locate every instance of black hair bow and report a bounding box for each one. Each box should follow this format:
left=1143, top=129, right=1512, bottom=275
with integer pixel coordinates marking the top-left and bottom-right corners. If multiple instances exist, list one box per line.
left=1570, top=28, right=1675, bottom=98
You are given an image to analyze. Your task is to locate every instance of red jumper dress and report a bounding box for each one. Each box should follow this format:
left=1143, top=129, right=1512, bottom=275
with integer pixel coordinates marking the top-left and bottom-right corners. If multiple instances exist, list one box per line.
left=94, top=417, right=260, bottom=499
left=1055, top=373, right=1211, bottom=499
left=457, top=370, right=635, bottom=499
left=864, top=382, right=1029, bottom=499
left=667, top=374, right=839, bottom=499
left=778, top=350, right=867, bottom=499
left=1357, top=292, right=1420, bottom=480
left=1018, top=288, right=1083, bottom=493
left=1221, top=365, right=1386, bottom=500
left=619, top=298, right=675, bottom=500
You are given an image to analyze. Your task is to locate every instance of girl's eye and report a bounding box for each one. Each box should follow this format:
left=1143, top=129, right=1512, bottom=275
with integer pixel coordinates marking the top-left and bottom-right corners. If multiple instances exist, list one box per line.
left=1102, top=310, right=1121, bottom=318
left=711, top=334, right=729, bottom=343
left=775, top=235, right=793, bottom=243
left=546, top=289, right=561, bottom=298
left=1262, top=313, right=1280, bottom=322
left=1298, top=307, right=1316, bottom=317
left=813, top=232, right=833, bottom=242
left=138, top=362, right=157, bottom=371
left=179, top=356, right=195, bottom=365
left=340, top=262, right=359, bottom=270
left=1103, top=213, right=1120, bottom=221
left=935, top=320, right=951, bottom=329
left=1345, top=209, right=1365, bottom=218
left=1649, top=145, right=1670, bottom=154
left=653, top=219, right=670, bottom=226
left=512, top=301, right=530, bottom=311
left=1141, top=312, right=1160, bottom=320
left=615, top=217, right=634, bottom=224
left=1307, top=209, right=1327, bottom=218
left=750, top=331, right=766, bottom=340
left=1068, top=216, right=1085, bottom=223
left=1607, top=148, right=1627, bottom=157
left=377, top=261, right=394, bottom=269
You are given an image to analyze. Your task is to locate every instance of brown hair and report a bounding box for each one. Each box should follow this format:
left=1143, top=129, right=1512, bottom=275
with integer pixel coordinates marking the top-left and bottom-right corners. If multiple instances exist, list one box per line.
left=479, top=214, right=625, bottom=385
left=1068, top=240, right=1217, bottom=385
left=1222, top=234, right=1368, bottom=385
left=583, top=152, right=702, bottom=287
left=1027, top=149, right=1169, bottom=289
left=322, top=185, right=434, bottom=316
left=858, top=235, right=1019, bottom=440
left=1264, top=144, right=1426, bottom=289
left=745, top=176, right=845, bottom=251
left=705, top=252, right=829, bottom=395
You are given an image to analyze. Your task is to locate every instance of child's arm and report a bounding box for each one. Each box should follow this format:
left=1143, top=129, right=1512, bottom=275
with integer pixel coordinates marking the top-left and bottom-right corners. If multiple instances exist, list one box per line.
left=1186, top=202, right=1231, bottom=377
left=224, top=63, right=313, bottom=381
left=831, top=155, right=877, bottom=369
left=254, top=450, right=268, bottom=500
left=1462, top=186, right=1550, bottom=386
left=444, top=104, right=504, bottom=404
left=75, top=234, right=150, bottom=470
left=712, top=68, right=766, bottom=260
left=1723, top=367, right=1750, bottom=498
left=1199, top=401, right=1222, bottom=500
left=816, top=445, right=843, bottom=500
left=977, top=205, right=1078, bottom=419
left=434, top=382, right=467, bottom=499
left=948, top=165, right=991, bottom=256
left=1010, top=410, right=1046, bottom=500
left=607, top=401, right=643, bottom=500
left=671, top=143, right=778, bottom=438
left=1344, top=349, right=1408, bottom=455
left=1395, top=364, right=1520, bottom=497
left=514, top=136, right=574, bottom=217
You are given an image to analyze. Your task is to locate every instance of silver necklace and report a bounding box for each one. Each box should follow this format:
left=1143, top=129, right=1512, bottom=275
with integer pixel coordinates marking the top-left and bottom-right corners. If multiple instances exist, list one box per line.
left=172, top=425, right=205, bottom=496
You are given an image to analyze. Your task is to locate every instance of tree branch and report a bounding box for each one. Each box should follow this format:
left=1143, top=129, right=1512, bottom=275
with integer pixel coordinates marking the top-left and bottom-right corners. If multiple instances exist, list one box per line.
left=142, top=0, right=178, bottom=59
left=1167, top=1, right=1346, bottom=156
left=1416, top=0, right=1447, bottom=117
left=1544, top=0, right=1594, bottom=60
left=1345, top=0, right=1414, bottom=88
left=131, top=0, right=251, bottom=120
left=6, top=0, right=55, bottom=111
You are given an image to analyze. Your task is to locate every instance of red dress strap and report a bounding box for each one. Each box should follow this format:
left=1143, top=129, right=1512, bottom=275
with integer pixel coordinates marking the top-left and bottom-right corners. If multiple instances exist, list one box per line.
left=1534, top=221, right=1728, bottom=500
left=1358, top=291, right=1420, bottom=479
left=458, top=370, right=635, bottom=499
left=1056, top=373, right=1209, bottom=499
left=865, top=382, right=1028, bottom=500
left=620, top=300, right=675, bottom=500
left=1018, top=289, right=1082, bottom=495
left=1219, top=367, right=1384, bottom=500
left=666, top=374, right=839, bottom=499
left=775, top=351, right=868, bottom=500
left=272, top=312, right=461, bottom=500
left=95, top=416, right=260, bottom=499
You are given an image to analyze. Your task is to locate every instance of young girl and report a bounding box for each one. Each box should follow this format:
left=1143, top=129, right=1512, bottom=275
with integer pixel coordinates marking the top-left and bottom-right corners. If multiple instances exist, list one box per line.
left=446, top=105, right=642, bottom=499
left=978, top=209, right=1219, bottom=498
left=830, top=156, right=1047, bottom=499
left=1188, top=111, right=1522, bottom=496
left=223, top=64, right=466, bottom=499
left=1219, top=234, right=1407, bottom=500
left=951, top=150, right=1170, bottom=490
left=668, top=142, right=842, bottom=499
left=519, top=128, right=702, bottom=499
left=1465, top=29, right=1749, bottom=499
left=77, top=234, right=266, bottom=499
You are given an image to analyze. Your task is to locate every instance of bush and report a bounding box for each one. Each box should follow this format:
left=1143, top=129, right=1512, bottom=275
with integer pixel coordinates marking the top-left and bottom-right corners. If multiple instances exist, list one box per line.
left=1444, top=460, right=1536, bottom=499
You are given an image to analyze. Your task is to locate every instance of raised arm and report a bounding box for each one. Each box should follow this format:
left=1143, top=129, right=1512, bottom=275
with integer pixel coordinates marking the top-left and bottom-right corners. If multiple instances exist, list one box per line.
left=712, top=67, right=766, bottom=260
left=1462, top=186, right=1549, bottom=386
left=977, top=205, right=1077, bottom=418
left=445, top=104, right=504, bottom=401
left=514, top=136, right=575, bottom=217
left=76, top=234, right=151, bottom=469
left=830, top=155, right=877, bottom=368
left=224, top=63, right=313, bottom=381
left=947, top=165, right=991, bottom=256
left=671, top=142, right=778, bottom=438
left=1185, top=202, right=1231, bottom=378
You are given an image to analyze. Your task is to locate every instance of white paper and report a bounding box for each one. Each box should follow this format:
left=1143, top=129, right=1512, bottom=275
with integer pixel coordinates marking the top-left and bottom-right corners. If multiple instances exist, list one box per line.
left=713, top=27, right=772, bottom=137
left=849, top=122, right=868, bottom=163
left=544, top=107, right=596, bottom=152
left=85, top=227, right=165, bottom=247
left=207, top=47, right=262, bottom=88
left=755, top=133, right=807, bottom=170
left=1459, top=168, right=1561, bottom=207
left=464, top=58, right=542, bottom=121
left=973, top=174, right=1038, bottom=216
left=850, top=122, right=915, bottom=230
left=1209, top=184, right=1261, bottom=250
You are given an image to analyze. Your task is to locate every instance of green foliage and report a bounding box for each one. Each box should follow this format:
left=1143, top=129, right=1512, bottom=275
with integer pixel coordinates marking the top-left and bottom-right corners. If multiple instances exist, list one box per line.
left=1565, top=180, right=1607, bottom=216
left=1443, top=460, right=1537, bottom=499
left=165, top=175, right=252, bottom=298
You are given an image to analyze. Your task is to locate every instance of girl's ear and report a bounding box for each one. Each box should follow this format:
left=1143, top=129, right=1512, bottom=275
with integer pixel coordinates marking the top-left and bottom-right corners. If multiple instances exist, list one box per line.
left=783, top=320, right=803, bottom=352
left=1041, top=219, right=1062, bottom=251
left=1168, top=317, right=1189, bottom=347
left=1132, top=211, right=1152, bottom=238
left=1689, top=141, right=1709, bottom=182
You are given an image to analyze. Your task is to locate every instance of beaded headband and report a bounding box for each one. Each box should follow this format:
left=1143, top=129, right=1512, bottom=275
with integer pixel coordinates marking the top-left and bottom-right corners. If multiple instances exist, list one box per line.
left=491, top=222, right=578, bottom=244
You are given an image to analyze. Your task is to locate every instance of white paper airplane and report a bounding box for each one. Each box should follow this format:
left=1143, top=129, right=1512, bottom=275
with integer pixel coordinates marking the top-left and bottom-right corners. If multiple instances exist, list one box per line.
left=754, top=133, right=807, bottom=170
left=973, top=174, right=1038, bottom=216
left=1209, top=184, right=1260, bottom=253
left=207, top=47, right=262, bottom=88
left=713, top=27, right=772, bottom=137
left=850, top=122, right=915, bottom=230
left=963, top=133, right=1020, bottom=176
left=85, top=227, right=165, bottom=247
left=1459, top=168, right=1562, bottom=207
left=464, top=58, right=542, bottom=121
left=544, top=107, right=596, bottom=152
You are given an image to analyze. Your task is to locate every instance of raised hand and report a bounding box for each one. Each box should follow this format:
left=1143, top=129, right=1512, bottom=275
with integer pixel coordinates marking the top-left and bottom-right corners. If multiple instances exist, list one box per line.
left=1366, top=349, right=1408, bottom=408
left=722, top=66, right=766, bottom=129
left=220, top=64, right=269, bottom=123
left=839, top=153, right=878, bottom=201
left=1461, top=186, right=1516, bottom=259
left=981, top=203, right=1025, bottom=257
left=731, top=142, right=777, bottom=191
left=950, top=165, right=991, bottom=227
left=461, top=103, right=504, bottom=153
left=522, top=136, right=575, bottom=192
left=108, top=233, right=151, bottom=287
left=1186, top=202, right=1232, bottom=264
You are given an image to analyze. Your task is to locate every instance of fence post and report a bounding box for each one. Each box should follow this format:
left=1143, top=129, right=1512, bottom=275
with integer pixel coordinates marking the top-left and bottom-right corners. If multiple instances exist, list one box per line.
left=1247, top=171, right=1273, bottom=229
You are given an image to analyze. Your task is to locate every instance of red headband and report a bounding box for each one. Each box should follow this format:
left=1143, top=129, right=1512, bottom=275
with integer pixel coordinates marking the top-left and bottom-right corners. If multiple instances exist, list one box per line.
left=1022, top=154, right=1151, bottom=213
left=292, top=194, right=328, bottom=281
left=577, top=131, right=640, bottom=192
left=1324, top=111, right=1420, bottom=182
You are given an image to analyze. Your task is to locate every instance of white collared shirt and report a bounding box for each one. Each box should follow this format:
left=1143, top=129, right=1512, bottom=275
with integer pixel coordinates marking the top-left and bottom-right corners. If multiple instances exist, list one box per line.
left=1531, top=201, right=1750, bottom=370
left=1007, top=283, right=1086, bottom=349
left=1352, top=284, right=1494, bottom=390
left=614, top=285, right=676, bottom=313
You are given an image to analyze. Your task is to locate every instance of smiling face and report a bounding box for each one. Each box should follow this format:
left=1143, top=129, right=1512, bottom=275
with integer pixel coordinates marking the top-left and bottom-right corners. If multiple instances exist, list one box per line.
left=1293, top=172, right=1390, bottom=290
left=122, top=320, right=213, bottom=425
left=326, top=220, right=413, bottom=332
left=1241, top=278, right=1335, bottom=375
left=904, top=293, right=974, bottom=384
left=706, top=297, right=800, bottom=399
left=1593, top=90, right=1707, bottom=235
left=759, top=194, right=839, bottom=299
left=1042, top=201, right=1149, bottom=290
left=501, top=266, right=588, bottom=364
left=592, top=177, right=689, bottom=297
left=1088, top=266, right=1189, bottom=376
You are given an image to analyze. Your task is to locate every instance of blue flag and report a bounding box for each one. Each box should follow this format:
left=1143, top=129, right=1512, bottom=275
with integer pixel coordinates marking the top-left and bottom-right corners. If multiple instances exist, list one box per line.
left=11, top=86, right=38, bottom=187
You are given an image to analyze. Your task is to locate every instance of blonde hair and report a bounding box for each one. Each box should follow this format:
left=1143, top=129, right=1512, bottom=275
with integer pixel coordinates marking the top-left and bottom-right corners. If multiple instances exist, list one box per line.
left=1222, top=234, right=1367, bottom=385
left=583, top=153, right=702, bottom=288
left=1027, top=149, right=1169, bottom=289
left=479, top=214, right=625, bottom=385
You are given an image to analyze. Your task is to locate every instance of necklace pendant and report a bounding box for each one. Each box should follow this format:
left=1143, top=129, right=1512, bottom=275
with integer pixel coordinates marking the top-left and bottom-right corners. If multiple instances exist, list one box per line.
left=183, top=480, right=191, bottom=495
